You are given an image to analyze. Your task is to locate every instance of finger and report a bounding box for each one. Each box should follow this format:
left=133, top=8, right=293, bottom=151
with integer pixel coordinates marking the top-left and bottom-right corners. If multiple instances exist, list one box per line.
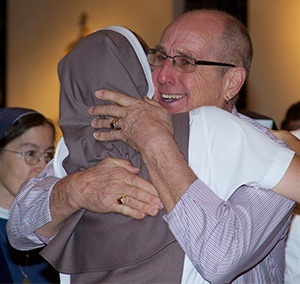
left=93, top=129, right=123, bottom=142
left=107, top=168, right=161, bottom=206
left=91, top=116, right=122, bottom=130
left=118, top=185, right=163, bottom=210
left=112, top=203, right=147, bottom=219
left=124, top=174, right=158, bottom=197
left=105, top=157, right=140, bottom=174
left=143, top=96, right=161, bottom=107
left=111, top=193, right=160, bottom=219
left=95, top=90, right=138, bottom=107
left=107, top=169, right=160, bottom=202
left=89, top=104, right=125, bottom=119
left=121, top=195, right=160, bottom=216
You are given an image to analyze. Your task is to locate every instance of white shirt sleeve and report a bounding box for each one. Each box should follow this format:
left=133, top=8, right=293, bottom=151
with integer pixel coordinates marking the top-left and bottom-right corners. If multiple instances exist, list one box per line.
left=189, top=106, right=295, bottom=200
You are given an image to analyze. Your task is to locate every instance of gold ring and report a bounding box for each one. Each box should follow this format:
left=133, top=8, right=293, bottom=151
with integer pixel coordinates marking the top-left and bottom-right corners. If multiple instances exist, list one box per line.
left=117, top=194, right=127, bottom=205
left=110, top=117, right=121, bottom=130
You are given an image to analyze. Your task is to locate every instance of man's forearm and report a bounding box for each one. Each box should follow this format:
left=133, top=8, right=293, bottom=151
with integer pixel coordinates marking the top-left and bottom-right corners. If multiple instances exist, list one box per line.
left=37, top=172, right=83, bottom=238
left=271, top=130, right=300, bottom=155
left=141, top=135, right=197, bottom=212
left=165, top=179, right=295, bottom=283
left=7, top=159, right=79, bottom=249
left=7, top=175, right=60, bottom=250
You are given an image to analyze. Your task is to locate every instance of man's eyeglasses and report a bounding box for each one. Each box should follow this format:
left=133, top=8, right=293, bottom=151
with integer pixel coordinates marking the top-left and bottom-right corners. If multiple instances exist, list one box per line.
left=147, top=48, right=236, bottom=73
left=2, top=149, right=55, bottom=165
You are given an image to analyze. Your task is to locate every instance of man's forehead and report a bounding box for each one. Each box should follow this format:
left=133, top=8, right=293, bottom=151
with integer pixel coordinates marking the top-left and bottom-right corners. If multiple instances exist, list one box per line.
left=159, top=21, right=219, bottom=56
left=164, top=11, right=224, bottom=39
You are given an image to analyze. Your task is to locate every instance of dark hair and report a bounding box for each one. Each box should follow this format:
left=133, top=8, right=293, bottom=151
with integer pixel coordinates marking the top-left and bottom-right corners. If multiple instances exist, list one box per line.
left=0, top=113, right=55, bottom=149
left=281, top=101, right=300, bottom=130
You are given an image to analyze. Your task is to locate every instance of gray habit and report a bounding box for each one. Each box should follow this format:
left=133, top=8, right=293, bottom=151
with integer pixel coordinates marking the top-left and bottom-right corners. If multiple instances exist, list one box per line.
left=40, top=27, right=189, bottom=283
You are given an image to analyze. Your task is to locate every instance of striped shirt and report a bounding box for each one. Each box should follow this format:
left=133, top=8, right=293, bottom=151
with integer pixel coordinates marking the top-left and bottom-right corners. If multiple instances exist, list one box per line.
left=7, top=110, right=295, bottom=283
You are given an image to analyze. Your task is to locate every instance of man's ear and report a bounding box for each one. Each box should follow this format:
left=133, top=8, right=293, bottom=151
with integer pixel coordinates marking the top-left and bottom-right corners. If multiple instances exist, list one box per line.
left=223, top=67, right=247, bottom=102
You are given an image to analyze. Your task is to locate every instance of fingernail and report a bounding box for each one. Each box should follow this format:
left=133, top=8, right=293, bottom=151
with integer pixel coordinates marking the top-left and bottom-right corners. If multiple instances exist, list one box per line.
left=139, top=212, right=146, bottom=219
left=91, top=119, right=97, bottom=126
left=95, top=90, right=102, bottom=98
left=157, top=201, right=164, bottom=209
left=149, top=207, right=158, bottom=216
left=88, top=106, right=94, bottom=114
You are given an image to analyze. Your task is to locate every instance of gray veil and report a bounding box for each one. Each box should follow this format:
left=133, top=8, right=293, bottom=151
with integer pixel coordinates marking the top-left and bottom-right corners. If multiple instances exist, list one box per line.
left=41, top=26, right=188, bottom=283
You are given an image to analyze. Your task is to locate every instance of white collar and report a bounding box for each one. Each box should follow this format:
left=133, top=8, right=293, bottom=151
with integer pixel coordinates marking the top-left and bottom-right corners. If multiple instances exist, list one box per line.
left=0, top=206, right=9, bottom=220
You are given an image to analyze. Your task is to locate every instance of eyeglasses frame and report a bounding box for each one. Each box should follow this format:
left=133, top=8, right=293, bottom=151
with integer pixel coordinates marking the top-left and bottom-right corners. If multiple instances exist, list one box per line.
left=147, top=48, right=236, bottom=72
left=2, top=148, right=54, bottom=165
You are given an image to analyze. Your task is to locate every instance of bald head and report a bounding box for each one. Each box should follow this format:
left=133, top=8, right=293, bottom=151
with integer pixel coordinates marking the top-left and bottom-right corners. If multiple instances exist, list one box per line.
left=162, top=9, right=252, bottom=76
left=152, top=9, right=250, bottom=113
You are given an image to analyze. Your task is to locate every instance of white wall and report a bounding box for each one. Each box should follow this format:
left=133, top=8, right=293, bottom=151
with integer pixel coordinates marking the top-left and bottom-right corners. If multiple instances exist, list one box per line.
left=248, top=0, right=300, bottom=127
left=7, top=0, right=174, bottom=132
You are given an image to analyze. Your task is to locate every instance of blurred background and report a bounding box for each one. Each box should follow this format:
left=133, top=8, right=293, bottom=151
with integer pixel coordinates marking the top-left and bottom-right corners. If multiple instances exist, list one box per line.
left=1, top=0, right=300, bottom=134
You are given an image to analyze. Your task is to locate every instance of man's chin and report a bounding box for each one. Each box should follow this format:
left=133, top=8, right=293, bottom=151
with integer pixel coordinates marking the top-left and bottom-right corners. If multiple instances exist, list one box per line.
left=160, top=100, right=186, bottom=114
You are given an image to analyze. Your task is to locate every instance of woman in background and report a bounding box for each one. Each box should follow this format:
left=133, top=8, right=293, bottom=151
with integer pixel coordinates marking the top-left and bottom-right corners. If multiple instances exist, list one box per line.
left=0, top=107, right=58, bottom=283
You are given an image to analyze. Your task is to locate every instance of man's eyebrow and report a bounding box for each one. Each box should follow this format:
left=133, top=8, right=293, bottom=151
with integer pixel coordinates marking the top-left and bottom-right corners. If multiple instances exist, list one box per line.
left=154, top=45, right=164, bottom=51
left=153, top=45, right=192, bottom=57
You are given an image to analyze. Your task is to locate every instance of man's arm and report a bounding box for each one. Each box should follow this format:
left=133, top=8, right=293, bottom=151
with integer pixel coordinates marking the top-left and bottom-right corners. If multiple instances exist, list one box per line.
left=267, top=130, right=300, bottom=201
left=271, top=129, right=300, bottom=155
left=90, top=91, right=196, bottom=211
left=165, top=179, right=294, bottom=283
left=89, top=90, right=296, bottom=283
left=7, top=157, right=163, bottom=250
left=8, top=161, right=59, bottom=250
left=90, top=90, right=299, bottom=205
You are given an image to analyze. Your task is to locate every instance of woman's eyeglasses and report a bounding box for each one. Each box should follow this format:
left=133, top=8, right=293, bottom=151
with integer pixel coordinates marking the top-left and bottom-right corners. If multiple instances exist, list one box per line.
left=2, top=149, right=55, bottom=165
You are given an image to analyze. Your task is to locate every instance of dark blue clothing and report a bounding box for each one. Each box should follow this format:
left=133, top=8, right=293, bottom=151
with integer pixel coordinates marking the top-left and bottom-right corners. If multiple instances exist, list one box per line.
left=0, top=218, right=58, bottom=283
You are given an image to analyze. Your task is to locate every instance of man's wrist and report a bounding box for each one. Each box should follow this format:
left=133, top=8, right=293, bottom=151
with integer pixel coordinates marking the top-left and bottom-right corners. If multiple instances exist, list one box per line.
left=50, top=172, right=82, bottom=221
left=140, top=137, right=197, bottom=211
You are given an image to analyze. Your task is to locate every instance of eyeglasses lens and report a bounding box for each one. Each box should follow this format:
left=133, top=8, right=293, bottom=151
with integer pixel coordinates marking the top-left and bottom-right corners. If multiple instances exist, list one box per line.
left=147, top=50, right=195, bottom=73
left=24, top=150, right=54, bottom=165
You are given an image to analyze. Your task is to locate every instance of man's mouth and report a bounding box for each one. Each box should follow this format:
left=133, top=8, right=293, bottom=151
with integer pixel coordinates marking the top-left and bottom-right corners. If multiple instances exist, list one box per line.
left=161, top=94, right=184, bottom=102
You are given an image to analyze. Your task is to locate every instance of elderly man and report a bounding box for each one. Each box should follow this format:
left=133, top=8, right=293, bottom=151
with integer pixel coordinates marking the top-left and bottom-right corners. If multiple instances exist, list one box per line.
left=8, top=10, right=296, bottom=283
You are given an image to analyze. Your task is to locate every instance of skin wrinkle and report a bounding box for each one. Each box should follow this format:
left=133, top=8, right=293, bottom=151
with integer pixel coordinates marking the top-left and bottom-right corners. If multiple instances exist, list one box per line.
left=86, top=11, right=299, bottom=283
left=152, top=13, right=240, bottom=115
left=0, top=124, right=54, bottom=209
left=9, top=12, right=300, bottom=284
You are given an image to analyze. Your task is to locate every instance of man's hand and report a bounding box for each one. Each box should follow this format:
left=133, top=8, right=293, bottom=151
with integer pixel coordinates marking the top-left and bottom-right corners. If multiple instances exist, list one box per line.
left=89, top=90, right=174, bottom=152
left=88, top=90, right=197, bottom=212
left=39, top=157, right=163, bottom=238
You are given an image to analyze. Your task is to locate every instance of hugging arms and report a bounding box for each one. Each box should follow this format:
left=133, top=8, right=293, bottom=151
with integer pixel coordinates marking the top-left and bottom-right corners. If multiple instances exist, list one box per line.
left=7, top=20, right=299, bottom=283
